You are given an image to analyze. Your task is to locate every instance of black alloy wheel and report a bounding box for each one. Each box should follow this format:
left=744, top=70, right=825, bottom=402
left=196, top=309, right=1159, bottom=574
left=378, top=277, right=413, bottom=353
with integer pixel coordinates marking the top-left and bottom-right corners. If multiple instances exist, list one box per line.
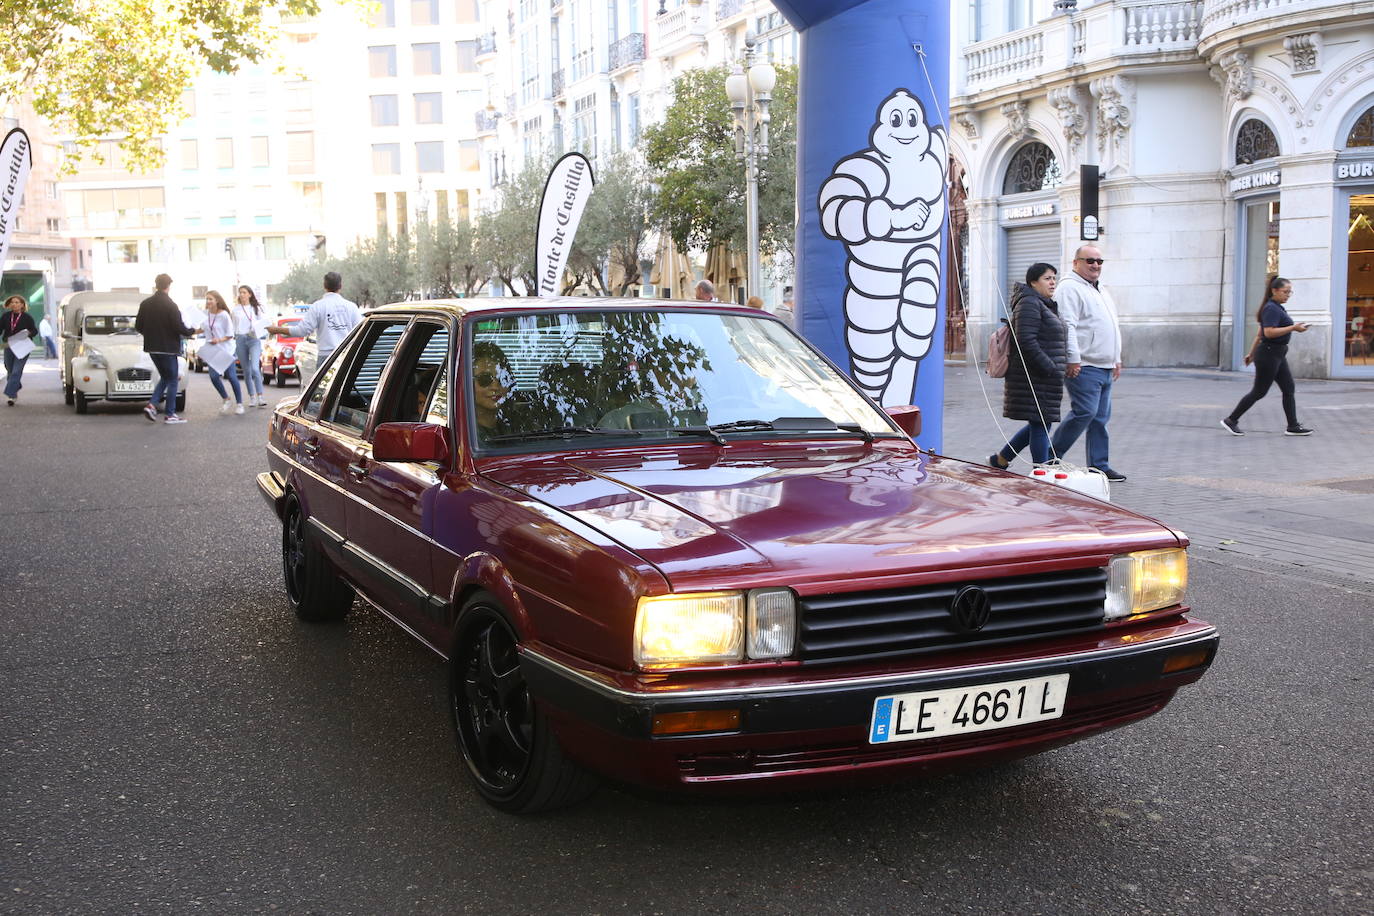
left=280, top=496, right=352, bottom=622
left=283, top=504, right=308, bottom=607
left=449, top=596, right=597, bottom=812
left=453, top=608, right=534, bottom=800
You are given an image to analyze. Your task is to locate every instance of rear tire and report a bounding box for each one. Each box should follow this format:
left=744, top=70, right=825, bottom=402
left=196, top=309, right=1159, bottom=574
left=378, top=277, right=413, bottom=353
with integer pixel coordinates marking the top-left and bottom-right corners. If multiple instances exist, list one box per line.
left=281, top=495, right=354, bottom=622
left=64, top=384, right=74, bottom=406
left=74, top=390, right=88, bottom=414
left=449, top=594, right=597, bottom=814
left=175, top=391, right=186, bottom=413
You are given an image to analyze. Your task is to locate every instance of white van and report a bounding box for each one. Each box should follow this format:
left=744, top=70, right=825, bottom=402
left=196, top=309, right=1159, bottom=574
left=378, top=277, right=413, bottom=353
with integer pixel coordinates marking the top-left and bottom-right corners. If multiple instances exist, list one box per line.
left=57, top=291, right=189, bottom=414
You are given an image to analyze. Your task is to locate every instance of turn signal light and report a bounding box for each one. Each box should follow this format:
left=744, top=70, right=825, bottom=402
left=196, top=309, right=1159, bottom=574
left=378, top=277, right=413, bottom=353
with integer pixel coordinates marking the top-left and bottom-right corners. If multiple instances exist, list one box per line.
left=651, top=709, right=741, bottom=736
left=1163, top=647, right=1211, bottom=674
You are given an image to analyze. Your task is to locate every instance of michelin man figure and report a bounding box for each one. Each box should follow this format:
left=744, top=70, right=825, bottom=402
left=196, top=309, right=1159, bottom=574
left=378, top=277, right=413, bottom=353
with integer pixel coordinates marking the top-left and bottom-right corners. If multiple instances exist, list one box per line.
left=818, top=89, right=947, bottom=406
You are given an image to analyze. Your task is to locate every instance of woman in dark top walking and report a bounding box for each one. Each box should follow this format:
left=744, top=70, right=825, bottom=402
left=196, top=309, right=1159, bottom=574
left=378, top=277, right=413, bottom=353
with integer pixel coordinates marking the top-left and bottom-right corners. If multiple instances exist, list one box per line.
left=3, top=294, right=40, bottom=406
left=989, top=263, right=1069, bottom=468
left=1222, top=275, right=1312, bottom=436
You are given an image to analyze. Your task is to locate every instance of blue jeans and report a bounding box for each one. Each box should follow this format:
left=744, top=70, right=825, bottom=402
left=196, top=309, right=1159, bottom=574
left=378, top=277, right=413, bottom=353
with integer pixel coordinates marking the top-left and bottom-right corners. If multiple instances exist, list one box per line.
left=1051, top=366, right=1114, bottom=469
left=998, top=419, right=1054, bottom=464
left=149, top=353, right=180, bottom=416
left=209, top=360, right=242, bottom=402
left=235, top=334, right=264, bottom=396
left=4, top=348, right=29, bottom=398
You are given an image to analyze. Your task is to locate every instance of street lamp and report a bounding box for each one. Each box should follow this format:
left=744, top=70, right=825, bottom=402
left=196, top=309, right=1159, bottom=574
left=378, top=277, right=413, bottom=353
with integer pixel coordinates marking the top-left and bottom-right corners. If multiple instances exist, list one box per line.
left=725, top=32, right=775, bottom=302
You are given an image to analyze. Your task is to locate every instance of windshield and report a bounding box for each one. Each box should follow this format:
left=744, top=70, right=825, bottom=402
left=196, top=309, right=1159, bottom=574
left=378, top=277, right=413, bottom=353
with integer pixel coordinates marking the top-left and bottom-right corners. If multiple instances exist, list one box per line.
left=467, top=309, right=897, bottom=447
left=84, top=315, right=139, bottom=335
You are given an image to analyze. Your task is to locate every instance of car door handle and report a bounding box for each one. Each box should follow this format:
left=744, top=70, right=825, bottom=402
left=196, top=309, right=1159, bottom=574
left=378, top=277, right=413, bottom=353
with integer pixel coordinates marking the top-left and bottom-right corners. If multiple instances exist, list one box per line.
left=348, top=462, right=369, bottom=479
left=302, top=441, right=321, bottom=456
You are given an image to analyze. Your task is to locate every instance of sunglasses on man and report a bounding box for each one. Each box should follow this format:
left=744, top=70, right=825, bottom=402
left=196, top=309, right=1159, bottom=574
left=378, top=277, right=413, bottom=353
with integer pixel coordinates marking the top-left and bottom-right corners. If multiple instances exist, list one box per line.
left=1078, top=257, right=1106, bottom=265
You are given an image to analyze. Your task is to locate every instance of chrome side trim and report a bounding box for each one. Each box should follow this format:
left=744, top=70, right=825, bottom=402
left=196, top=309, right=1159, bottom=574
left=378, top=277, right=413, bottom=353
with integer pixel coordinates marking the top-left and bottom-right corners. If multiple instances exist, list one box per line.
left=522, top=626, right=1219, bottom=703
left=341, top=540, right=429, bottom=601
left=269, top=441, right=458, bottom=556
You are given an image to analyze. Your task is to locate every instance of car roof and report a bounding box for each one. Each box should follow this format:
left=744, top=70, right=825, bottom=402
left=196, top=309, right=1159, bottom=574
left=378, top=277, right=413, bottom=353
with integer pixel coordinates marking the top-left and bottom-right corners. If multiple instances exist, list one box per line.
left=371, top=297, right=766, bottom=319
left=81, top=303, right=142, bottom=316
left=61, top=292, right=144, bottom=309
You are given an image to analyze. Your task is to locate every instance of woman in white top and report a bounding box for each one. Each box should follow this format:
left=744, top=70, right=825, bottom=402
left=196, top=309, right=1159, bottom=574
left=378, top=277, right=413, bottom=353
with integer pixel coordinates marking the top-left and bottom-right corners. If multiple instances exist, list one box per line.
left=200, top=291, right=244, bottom=414
left=232, top=285, right=269, bottom=407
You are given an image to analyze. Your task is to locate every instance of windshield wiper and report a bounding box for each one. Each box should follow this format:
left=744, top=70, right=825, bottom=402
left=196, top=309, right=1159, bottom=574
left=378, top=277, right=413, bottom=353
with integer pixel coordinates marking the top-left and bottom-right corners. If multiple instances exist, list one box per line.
left=704, top=417, right=883, bottom=443
left=484, top=425, right=644, bottom=444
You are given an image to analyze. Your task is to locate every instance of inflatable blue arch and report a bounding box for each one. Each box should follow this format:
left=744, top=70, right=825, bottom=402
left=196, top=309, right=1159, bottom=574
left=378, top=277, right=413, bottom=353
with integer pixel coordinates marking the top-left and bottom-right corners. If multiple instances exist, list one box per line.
left=774, top=0, right=950, bottom=449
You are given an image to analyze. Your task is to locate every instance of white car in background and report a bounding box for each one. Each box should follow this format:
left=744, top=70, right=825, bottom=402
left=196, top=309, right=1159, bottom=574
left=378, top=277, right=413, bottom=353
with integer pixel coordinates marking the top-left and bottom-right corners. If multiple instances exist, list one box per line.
left=57, top=291, right=189, bottom=415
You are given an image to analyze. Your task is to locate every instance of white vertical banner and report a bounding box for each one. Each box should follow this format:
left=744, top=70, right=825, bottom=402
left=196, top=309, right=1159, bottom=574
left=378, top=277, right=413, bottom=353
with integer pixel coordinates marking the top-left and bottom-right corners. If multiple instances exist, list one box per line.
left=534, top=152, right=596, bottom=297
left=0, top=128, right=34, bottom=268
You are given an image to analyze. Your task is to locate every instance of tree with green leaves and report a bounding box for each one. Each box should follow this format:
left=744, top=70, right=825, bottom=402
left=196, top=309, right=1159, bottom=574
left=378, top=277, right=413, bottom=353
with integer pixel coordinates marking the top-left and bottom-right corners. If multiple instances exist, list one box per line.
left=2, top=0, right=328, bottom=171
left=345, top=230, right=414, bottom=307
left=474, top=155, right=549, bottom=295
left=642, top=63, right=798, bottom=264
left=565, top=153, right=655, bottom=295
left=416, top=212, right=484, bottom=298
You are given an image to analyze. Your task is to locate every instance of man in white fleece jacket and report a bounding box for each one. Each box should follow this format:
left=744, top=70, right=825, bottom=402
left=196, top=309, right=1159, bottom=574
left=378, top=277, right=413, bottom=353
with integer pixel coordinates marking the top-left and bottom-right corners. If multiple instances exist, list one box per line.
left=1049, top=245, right=1126, bottom=481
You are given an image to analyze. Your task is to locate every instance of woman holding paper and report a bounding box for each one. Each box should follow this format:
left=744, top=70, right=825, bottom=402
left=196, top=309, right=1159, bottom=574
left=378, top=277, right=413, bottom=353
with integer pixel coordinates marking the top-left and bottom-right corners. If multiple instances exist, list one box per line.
left=2, top=294, right=39, bottom=406
left=233, top=285, right=269, bottom=408
left=199, top=291, right=244, bottom=414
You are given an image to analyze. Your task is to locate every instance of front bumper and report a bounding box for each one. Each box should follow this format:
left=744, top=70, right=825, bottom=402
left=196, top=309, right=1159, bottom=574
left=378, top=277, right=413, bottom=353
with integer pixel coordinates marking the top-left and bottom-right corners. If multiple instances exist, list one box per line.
left=522, top=618, right=1218, bottom=790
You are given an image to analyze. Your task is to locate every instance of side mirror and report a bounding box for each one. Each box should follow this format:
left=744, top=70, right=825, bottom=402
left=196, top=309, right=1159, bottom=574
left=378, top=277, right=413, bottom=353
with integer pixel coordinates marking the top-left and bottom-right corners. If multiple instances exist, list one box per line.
left=883, top=405, right=921, bottom=438
left=373, top=422, right=451, bottom=463
left=61, top=331, right=79, bottom=339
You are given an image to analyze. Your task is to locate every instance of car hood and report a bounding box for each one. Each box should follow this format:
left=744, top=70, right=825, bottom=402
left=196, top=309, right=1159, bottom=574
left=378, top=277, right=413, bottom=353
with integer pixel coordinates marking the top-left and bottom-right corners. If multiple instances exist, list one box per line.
left=80, top=339, right=149, bottom=367
left=481, top=442, right=1181, bottom=591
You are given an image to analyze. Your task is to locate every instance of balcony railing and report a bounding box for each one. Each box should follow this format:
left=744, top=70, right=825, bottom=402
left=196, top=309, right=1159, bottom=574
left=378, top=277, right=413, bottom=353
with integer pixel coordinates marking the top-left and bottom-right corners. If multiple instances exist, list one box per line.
left=551, top=68, right=565, bottom=98
left=960, top=0, right=1207, bottom=95
left=476, top=32, right=497, bottom=56
left=658, top=4, right=708, bottom=49
left=475, top=110, right=499, bottom=133
left=716, top=0, right=746, bottom=20
left=1199, top=0, right=1345, bottom=45
left=609, top=33, right=646, bottom=72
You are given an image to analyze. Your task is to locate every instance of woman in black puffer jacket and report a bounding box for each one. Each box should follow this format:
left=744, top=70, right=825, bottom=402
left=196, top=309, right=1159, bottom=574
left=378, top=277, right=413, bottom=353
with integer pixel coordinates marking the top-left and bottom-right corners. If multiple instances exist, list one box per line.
left=989, top=262, right=1067, bottom=468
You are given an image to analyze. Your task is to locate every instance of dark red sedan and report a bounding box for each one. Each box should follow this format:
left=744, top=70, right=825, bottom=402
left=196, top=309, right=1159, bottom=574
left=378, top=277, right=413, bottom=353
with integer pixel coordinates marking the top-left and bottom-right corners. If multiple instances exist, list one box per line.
left=258, top=299, right=1217, bottom=813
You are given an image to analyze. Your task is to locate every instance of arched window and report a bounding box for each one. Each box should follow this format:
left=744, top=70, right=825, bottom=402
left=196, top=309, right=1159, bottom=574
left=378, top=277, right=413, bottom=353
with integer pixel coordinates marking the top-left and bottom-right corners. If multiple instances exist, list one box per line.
left=1235, top=118, right=1280, bottom=164
left=1002, top=142, right=1062, bottom=194
left=1347, top=106, right=1374, bottom=148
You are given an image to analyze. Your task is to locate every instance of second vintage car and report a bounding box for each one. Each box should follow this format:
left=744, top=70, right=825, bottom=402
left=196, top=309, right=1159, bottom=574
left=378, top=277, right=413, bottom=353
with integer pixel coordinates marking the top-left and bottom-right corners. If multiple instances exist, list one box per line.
left=258, top=299, right=1218, bottom=813
left=262, top=315, right=304, bottom=387
left=57, top=291, right=188, bottom=415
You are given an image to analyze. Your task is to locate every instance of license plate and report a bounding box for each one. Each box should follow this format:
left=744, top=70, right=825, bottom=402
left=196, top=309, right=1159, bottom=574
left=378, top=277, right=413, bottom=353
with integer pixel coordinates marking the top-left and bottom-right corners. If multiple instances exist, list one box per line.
left=869, top=673, right=1069, bottom=744
left=113, top=381, right=153, bottom=392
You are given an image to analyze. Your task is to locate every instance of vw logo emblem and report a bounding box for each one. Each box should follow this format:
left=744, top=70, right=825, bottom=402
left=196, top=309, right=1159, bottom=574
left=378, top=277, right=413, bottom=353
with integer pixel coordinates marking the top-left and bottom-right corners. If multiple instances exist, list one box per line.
left=949, top=585, right=992, bottom=633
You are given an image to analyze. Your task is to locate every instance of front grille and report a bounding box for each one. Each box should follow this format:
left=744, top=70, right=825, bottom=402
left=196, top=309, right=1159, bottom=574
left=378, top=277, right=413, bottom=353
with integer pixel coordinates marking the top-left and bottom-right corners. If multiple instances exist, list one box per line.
left=798, top=567, right=1108, bottom=664
left=676, top=689, right=1170, bottom=779
left=117, top=367, right=152, bottom=382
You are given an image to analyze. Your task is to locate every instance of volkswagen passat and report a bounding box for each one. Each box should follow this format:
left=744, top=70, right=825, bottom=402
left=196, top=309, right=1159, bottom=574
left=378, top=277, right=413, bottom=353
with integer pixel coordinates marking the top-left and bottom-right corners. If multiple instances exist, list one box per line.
left=257, top=299, right=1217, bottom=813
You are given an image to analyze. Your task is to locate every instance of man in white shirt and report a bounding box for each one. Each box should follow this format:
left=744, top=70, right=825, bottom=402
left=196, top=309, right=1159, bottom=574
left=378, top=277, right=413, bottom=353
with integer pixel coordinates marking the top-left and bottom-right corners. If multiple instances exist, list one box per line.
left=694, top=280, right=720, bottom=302
left=269, top=272, right=361, bottom=373
left=1049, top=245, right=1126, bottom=481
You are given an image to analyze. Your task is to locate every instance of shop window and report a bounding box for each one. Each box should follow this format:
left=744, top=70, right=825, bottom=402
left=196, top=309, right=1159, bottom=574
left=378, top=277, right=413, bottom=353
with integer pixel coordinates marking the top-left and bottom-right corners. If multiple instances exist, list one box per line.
left=1347, top=107, right=1374, bottom=148
left=1002, top=142, right=1061, bottom=194
left=1235, top=119, right=1279, bottom=165
left=1343, top=194, right=1374, bottom=366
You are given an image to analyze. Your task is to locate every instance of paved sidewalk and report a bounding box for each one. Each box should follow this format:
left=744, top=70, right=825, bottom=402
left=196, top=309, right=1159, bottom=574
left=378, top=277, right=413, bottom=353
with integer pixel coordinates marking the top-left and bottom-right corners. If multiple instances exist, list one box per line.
left=941, top=363, right=1374, bottom=590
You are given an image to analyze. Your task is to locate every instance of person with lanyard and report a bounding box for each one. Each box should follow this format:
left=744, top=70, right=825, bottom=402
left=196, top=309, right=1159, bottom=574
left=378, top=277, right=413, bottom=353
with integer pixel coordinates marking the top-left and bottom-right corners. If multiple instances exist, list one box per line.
left=233, top=285, right=269, bottom=408
left=135, top=273, right=196, bottom=424
left=267, top=271, right=361, bottom=375
left=3, top=295, right=40, bottom=406
left=199, top=290, right=245, bottom=414
left=1222, top=275, right=1313, bottom=436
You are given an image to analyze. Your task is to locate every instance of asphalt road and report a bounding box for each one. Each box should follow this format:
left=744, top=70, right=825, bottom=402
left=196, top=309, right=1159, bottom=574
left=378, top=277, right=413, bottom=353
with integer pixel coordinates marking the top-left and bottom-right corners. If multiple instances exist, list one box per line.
left=2, top=362, right=1370, bottom=915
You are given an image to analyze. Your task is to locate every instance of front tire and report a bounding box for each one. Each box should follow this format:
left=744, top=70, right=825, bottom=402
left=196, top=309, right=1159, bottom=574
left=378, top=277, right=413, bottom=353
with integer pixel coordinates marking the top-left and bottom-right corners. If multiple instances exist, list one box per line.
left=275, top=363, right=288, bottom=387
left=450, top=594, right=597, bottom=814
left=64, top=383, right=74, bottom=406
left=281, top=496, right=354, bottom=622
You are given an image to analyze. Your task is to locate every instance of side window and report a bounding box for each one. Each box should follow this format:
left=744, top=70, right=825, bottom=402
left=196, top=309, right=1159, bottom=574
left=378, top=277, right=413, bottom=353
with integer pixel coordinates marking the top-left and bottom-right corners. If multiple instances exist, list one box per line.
left=374, top=321, right=452, bottom=426
left=424, top=362, right=449, bottom=425
left=299, top=347, right=347, bottom=419
left=325, top=320, right=408, bottom=434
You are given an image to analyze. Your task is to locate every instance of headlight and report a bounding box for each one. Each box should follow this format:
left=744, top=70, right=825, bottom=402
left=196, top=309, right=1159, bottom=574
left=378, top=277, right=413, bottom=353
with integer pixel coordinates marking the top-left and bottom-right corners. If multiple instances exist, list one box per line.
left=85, top=348, right=107, bottom=369
left=281, top=346, right=294, bottom=358
left=634, top=588, right=797, bottom=667
left=1105, top=548, right=1188, bottom=619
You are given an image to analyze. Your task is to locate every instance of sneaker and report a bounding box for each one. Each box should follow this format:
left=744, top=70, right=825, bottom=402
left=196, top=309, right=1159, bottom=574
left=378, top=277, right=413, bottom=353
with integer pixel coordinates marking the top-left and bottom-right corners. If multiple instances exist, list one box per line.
left=165, top=415, right=187, bottom=424
left=234, top=403, right=245, bottom=415
left=220, top=399, right=232, bottom=414
left=5, top=398, right=12, bottom=407
left=988, top=453, right=1010, bottom=469
left=143, top=403, right=158, bottom=422
left=258, top=396, right=269, bottom=408
left=1094, top=466, right=1127, bottom=482
left=1220, top=417, right=1244, bottom=436
left=1285, top=425, right=1314, bottom=436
